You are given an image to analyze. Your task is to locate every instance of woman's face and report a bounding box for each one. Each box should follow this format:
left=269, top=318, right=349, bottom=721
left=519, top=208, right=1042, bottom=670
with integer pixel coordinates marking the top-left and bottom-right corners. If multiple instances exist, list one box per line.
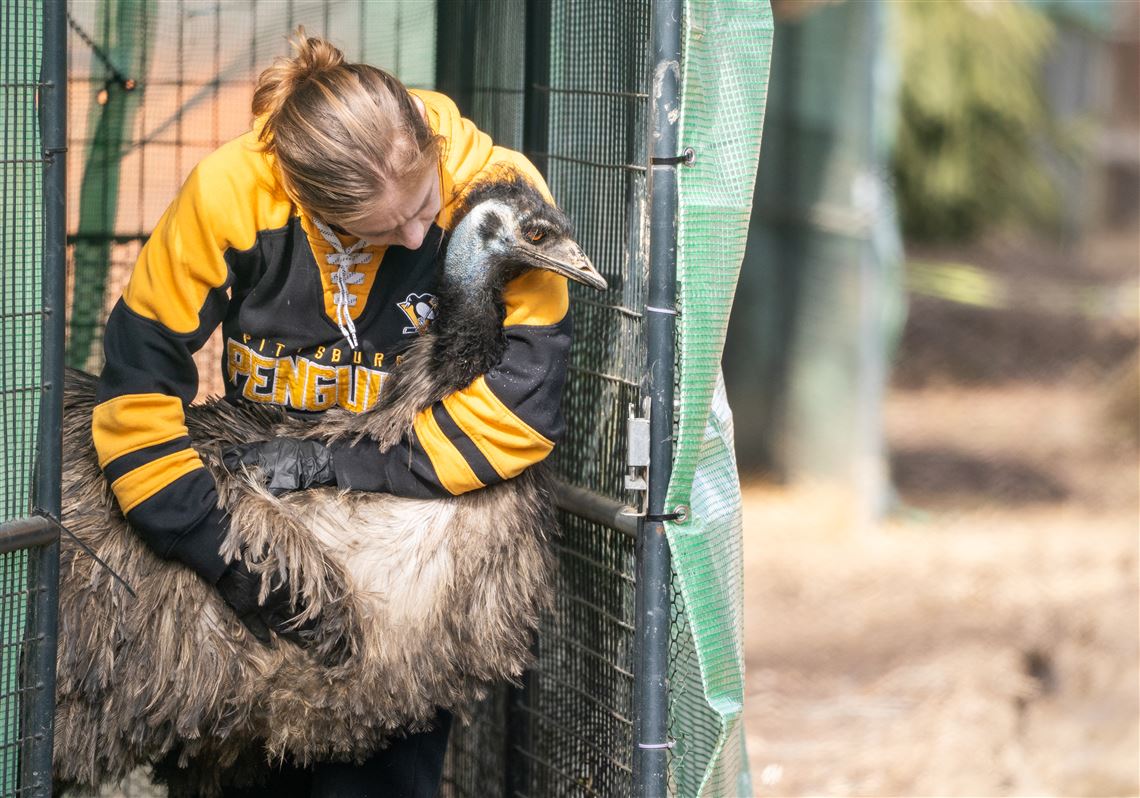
left=340, top=167, right=441, bottom=250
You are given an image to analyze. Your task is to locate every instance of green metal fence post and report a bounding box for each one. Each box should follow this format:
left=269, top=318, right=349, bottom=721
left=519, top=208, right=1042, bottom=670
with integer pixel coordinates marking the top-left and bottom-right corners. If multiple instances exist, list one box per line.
left=26, top=0, right=67, bottom=792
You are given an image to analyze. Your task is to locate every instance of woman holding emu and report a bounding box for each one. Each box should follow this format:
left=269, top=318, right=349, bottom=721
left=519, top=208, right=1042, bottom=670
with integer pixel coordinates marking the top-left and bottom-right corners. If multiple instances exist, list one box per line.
left=74, top=31, right=600, bottom=796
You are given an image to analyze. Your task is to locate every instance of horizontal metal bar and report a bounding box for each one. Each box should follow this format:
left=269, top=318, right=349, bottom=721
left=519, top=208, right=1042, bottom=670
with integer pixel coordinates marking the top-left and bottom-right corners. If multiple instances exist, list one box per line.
left=553, top=544, right=635, bottom=585
left=559, top=592, right=635, bottom=633
left=565, top=364, right=640, bottom=388
left=528, top=152, right=646, bottom=173
left=67, top=232, right=148, bottom=244
left=67, top=77, right=237, bottom=88
left=553, top=481, right=639, bottom=538
left=547, top=632, right=635, bottom=679
left=569, top=295, right=644, bottom=319
left=530, top=666, right=633, bottom=724
left=0, top=516, right=60, bottom=554
left=466, top=86, right=524, bottom=96
left=66, top=138, right=226, bottom=153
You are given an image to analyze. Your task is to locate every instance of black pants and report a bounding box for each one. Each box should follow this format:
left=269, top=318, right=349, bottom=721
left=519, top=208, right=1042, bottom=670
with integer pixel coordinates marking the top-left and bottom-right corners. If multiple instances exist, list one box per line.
left=222, top=710, right=453, bottom=798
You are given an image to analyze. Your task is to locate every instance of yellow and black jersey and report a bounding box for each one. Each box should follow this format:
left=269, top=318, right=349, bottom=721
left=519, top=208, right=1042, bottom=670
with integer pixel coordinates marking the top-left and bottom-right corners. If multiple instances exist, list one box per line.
left=93, top=90, right=570, bottom=580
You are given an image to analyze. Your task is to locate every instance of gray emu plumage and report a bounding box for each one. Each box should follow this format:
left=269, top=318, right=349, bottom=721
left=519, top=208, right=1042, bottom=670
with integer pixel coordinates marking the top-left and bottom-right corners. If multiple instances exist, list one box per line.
left=55, top=175, right=606, bottom=796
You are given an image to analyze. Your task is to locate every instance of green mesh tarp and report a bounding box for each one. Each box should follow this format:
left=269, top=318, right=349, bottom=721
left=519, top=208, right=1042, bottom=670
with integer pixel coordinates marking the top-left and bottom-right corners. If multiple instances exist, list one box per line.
left=666, top=1, right=773, bottom=795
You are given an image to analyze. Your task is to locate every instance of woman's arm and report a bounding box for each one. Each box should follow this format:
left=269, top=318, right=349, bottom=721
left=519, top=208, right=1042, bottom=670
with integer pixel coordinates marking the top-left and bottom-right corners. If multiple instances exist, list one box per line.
left=329, top=281, right=571, bottom=497
left=93, top=160, right=237, bottom=580
left=336, top=94, right=572, bottom=495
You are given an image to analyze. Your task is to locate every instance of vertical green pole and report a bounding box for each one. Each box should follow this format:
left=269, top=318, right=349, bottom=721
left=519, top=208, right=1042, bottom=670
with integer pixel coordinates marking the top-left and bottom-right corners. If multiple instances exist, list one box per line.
left=66, top=0, right=153, bottom=370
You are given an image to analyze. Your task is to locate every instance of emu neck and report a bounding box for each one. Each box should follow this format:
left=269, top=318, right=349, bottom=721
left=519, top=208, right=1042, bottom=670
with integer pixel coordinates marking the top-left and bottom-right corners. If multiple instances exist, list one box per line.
left=429, top=270, right=511, bottom=388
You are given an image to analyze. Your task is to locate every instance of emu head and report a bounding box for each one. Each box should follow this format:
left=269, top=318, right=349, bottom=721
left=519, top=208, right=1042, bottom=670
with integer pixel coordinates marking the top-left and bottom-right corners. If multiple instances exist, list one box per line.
left=445, top=174, right=607, bottom=293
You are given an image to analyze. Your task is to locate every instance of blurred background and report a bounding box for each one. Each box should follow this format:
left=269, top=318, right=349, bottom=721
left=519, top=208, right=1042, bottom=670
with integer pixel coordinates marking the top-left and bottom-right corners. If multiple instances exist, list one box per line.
left=726, top=0, right=1139, bottom=794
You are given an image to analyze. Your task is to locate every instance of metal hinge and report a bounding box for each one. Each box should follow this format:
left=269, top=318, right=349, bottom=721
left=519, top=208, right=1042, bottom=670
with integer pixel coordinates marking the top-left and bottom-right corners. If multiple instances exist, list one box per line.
left=624, top=397, right=651, bottom=514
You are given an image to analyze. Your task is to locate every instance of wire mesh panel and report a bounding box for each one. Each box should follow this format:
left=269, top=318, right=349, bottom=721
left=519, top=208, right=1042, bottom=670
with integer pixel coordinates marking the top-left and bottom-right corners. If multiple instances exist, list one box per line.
left=0, top=0, right=63, bottom=795
left=0, top=0, right=41, bottom=792
left=1, top=0, right=44, bottom=519
left=529, top=3, right=650, bottom=794
left=440, top=1, right=772, bottom=794
left=0, top=552, right=27, bottom=795
left=435, top=0, right=525, bottom=151
left=437, top=1, right=651, bottom=795
left=0, top=545, right=56, bottom=798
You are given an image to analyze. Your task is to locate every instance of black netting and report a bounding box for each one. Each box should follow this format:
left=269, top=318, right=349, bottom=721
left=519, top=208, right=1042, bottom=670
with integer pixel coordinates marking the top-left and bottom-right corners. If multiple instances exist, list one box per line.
left=435, top=0, right=526, bottom=151
left=439, top=1, right=651, bottom=794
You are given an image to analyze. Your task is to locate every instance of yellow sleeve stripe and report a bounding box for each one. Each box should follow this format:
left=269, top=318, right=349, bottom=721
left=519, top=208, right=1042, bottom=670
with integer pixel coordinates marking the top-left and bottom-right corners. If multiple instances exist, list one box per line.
left=110, top=449, right=204, bottom=514
left=502, top=270, right=569, bottom=327
left=92, top=393, right=191, bottom=468
left=412, top=407, right=486, bottom=495
left=441, top=376, right=555, bottom=481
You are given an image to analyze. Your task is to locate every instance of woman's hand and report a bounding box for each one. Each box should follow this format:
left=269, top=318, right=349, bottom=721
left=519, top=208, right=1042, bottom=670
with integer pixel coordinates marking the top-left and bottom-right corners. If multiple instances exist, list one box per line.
left=215, top=558, right=351, bottom=666
left=223, top=437, right=336, bottom=495
left=215, top=558, right=309, bottom=645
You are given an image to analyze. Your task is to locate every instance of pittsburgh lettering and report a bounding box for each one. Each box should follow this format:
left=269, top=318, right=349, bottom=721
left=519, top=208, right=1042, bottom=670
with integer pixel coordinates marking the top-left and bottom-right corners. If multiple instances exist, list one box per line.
left=226, top=338, right=391, bottom=413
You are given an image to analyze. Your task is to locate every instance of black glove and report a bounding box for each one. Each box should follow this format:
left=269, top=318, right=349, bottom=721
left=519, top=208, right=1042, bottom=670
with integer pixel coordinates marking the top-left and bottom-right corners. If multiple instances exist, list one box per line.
left=222, top=437, right=336, bottom=496
left=214, top=558, right=317, bottom=648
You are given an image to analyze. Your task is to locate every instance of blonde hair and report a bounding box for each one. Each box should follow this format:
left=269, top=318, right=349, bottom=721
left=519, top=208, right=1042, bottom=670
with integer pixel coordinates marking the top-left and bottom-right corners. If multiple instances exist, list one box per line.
left=252, top=29, right=442, bottom=226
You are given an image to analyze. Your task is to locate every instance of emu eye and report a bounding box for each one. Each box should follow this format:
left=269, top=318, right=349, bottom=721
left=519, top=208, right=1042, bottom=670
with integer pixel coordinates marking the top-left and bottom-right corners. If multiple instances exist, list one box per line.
left=526, top=229, right=545, bottom=243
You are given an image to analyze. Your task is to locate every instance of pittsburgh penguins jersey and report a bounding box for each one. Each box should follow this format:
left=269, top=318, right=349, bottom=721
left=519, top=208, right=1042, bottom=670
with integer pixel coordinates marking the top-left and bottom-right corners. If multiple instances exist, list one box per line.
left=92, top=90, right=570, bottom=581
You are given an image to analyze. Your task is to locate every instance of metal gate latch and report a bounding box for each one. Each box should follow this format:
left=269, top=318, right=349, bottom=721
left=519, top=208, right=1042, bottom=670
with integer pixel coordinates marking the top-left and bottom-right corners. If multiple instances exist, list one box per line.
left=624, top=398, right=651, bottom=514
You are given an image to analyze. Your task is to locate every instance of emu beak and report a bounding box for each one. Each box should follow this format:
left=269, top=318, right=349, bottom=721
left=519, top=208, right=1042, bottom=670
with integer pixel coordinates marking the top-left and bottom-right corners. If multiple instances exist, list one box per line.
left=517, top=239, right=608, bottom=291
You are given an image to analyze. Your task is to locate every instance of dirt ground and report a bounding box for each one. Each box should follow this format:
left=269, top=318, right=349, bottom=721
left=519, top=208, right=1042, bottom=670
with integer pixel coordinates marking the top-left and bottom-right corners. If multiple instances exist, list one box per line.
left=741, top=229, right=1139, bottom=797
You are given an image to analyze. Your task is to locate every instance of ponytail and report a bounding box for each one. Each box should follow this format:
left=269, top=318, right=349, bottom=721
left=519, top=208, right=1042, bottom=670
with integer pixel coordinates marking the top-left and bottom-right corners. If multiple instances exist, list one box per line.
left=252, top=30, right=345, bottom=118
left=251, top=28, right=443, bottom=227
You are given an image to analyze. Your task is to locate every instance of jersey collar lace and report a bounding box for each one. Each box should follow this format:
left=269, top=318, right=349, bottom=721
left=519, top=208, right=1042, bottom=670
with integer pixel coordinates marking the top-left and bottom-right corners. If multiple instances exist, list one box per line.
left=312, top=216, right=371, bottom=350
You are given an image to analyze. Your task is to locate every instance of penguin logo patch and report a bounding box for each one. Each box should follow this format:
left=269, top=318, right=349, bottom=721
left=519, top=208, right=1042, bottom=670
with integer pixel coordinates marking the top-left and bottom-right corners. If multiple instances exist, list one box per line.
left=397, top=293, right=438, bottom=335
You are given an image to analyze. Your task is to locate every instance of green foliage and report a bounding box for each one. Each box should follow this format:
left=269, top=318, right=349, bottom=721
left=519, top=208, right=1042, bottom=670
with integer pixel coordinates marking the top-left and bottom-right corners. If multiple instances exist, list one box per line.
left=893, top=0, right=1060, bottom=241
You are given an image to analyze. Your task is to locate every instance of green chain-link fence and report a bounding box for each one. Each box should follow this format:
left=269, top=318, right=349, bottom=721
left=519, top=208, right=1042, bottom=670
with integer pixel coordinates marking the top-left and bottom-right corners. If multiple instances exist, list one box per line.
left=1, top=0, right=65, bottom=795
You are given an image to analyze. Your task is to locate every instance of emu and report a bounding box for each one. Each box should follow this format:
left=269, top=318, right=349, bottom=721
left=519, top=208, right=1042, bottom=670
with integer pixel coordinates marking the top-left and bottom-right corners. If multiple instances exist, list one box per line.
left=55, top=175, right=606, bottom=796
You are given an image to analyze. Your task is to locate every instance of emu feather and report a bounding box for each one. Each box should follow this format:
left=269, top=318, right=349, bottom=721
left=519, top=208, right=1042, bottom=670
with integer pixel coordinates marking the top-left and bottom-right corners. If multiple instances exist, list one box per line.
left=53, top=176, right=604, bottom=795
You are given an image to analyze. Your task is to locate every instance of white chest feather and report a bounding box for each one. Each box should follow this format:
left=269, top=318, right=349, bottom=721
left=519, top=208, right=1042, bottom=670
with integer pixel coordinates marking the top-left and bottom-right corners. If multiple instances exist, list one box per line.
left=298, top=490, right=458, bottom=630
